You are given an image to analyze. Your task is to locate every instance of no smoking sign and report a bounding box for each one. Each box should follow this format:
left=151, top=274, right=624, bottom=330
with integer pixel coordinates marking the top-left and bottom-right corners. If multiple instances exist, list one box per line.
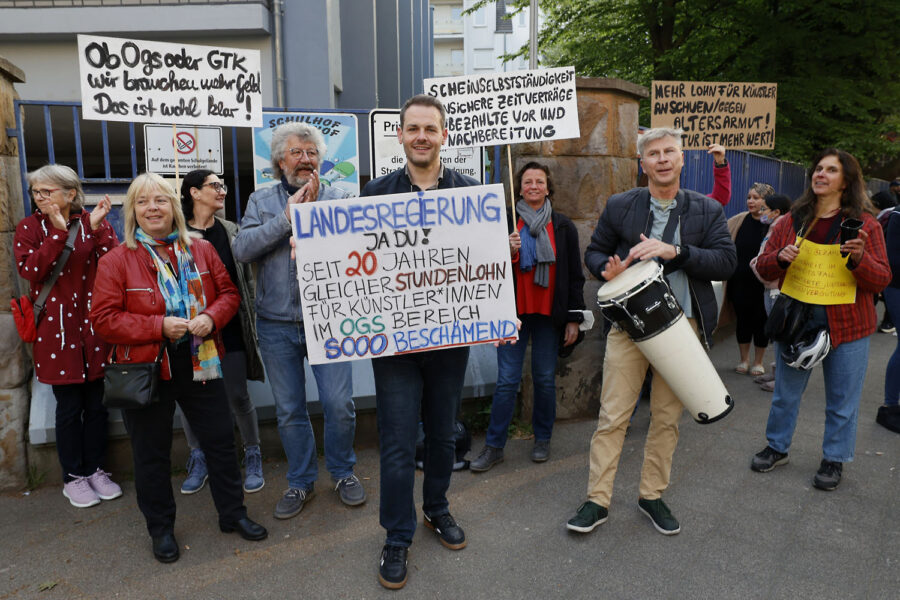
left=144, top=124, right=223, bottom=175
left=174, top=131, right=196, bottom=154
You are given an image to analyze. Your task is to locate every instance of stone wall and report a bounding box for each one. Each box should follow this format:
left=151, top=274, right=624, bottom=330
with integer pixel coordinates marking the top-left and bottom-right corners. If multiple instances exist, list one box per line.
left=0, top=55, right=29, bottom=491
left=513, top=77, right=648, bottom=421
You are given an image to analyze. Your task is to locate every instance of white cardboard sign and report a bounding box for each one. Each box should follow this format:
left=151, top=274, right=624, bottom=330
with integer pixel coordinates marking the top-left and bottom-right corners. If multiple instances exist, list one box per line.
left=424, top=66, right=580, bottom=148
left=290, top=183, right=518, bottom=364
left=77, top=34, right=262, bottom=127
left=144, top=124, right=223, bottom=175
left=369, top=109, right=484, bottom=181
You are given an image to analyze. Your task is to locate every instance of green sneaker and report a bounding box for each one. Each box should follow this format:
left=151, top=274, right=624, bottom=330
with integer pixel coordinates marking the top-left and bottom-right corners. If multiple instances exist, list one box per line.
left=566, top=501, right=608, bottom=533
left=638, top=497, right=680, bottom=535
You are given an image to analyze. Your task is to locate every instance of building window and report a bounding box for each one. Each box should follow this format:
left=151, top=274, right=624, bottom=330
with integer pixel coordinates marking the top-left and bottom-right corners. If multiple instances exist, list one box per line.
left=451, top=7, right=462, bottom=22
left=473, top=6, right=486, bottom=27
left=451, top=49, right=464, bottom=66
left=473, top=49, right=494, bottom=69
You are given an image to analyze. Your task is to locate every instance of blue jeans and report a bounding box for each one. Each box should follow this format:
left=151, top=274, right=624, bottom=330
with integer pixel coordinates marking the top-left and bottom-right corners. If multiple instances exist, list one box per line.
left=766, top=335, right=870, bottom=463
left=256, top=318, right=356, bottom=489
left=372, top=346, right=469, bottom=547
left=486, top=314, right=559, bottom=448
left=884, top=287, right=900, bottom=406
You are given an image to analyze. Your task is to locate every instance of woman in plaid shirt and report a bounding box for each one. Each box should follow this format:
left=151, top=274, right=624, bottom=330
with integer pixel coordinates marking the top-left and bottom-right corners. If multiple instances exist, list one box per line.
left=749, top=149, right=891, bottom=491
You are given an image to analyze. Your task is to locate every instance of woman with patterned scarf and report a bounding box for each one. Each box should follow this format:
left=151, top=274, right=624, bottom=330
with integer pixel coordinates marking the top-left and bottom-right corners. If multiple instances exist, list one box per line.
left=470, top=162, right=586, bottom=472
left=91, top=173, right=267, bottom=564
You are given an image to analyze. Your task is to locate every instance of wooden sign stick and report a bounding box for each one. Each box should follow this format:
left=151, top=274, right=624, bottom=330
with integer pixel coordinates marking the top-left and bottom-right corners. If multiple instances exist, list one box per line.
left=507, top=145, right=516, bottom=223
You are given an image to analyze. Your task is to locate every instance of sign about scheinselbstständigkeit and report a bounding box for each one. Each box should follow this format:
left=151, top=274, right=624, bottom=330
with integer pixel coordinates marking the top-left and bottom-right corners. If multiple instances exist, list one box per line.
left=290, top=183, right=518, bottom=364
left=424, top=67, right=580, bottom=148
left=77, top=34, right=262, bottom=127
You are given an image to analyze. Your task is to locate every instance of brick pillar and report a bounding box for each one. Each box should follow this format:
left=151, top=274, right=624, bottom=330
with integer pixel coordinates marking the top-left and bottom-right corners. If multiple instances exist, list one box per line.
left=513, top=77, right=648, bottom=421
left=0, top=56, right=30, bottom=491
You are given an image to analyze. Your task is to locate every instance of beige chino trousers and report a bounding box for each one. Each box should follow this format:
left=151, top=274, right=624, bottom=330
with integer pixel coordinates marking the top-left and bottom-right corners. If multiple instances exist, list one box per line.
left=586, top=319, right=699, bottom=507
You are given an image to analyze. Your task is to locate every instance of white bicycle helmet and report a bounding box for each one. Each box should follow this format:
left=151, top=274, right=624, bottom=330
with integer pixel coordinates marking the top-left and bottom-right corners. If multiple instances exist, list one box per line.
left=782, top=329, right=831, bottom=371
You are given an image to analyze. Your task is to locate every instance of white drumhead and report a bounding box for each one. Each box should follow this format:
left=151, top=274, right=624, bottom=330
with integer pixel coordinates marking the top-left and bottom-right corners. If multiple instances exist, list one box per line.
left=596, top=260, right=661, bottom=302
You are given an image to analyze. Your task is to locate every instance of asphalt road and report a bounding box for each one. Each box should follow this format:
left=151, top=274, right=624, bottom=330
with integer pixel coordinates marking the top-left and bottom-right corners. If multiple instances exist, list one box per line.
left=1, top=328, right=898, bottom=600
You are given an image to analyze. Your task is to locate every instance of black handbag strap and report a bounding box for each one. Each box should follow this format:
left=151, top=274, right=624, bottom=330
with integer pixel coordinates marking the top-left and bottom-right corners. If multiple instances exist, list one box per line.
left=110, top=342, right=167, bottom=365
left=32, top=220, right=81, bottom=324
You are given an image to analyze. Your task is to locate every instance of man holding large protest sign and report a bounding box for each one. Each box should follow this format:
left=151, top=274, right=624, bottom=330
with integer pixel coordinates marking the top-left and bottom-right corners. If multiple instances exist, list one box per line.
left=566, top=127, right=735, bottom=536
left=232, top=123, right=366, bottom=520
left=361, top=95, right=479, bottom=590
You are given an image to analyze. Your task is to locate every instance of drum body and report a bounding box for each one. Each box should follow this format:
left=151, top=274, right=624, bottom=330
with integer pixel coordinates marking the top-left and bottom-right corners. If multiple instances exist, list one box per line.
left=597, top=260, right=733, bottom=424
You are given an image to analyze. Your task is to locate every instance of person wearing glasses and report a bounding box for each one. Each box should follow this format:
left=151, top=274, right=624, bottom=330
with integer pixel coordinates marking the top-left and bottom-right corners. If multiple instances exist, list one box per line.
left=232, top=123, right=366, bottom=520
left=176, top=171, right=266, bottom=495
left=14, top=164, right=122, bottom=509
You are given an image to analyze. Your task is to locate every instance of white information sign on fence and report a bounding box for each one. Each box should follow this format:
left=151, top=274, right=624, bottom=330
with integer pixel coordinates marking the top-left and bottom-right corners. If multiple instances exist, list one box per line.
left=424, top=66, right=580, bottom=148
left=144, top=124, right=223, bottom=175
left=77, top=34, right=262, bottom=127
left=369, top=109, right=484, bottom=181
left=290, top=183, right=518, bottom=364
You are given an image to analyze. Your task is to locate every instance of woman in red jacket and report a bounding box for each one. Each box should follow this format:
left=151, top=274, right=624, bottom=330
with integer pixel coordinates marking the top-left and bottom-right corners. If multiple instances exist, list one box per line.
left=91, top=172, right=266, bottom=563
left=750, top=149, right=890, bottom=491
left=14, top=164, right=121, bottom=509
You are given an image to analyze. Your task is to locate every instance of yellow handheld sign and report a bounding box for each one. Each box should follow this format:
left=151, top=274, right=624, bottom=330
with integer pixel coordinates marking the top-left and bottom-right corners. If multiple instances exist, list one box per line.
left=781, top=236, right=857, bottom=305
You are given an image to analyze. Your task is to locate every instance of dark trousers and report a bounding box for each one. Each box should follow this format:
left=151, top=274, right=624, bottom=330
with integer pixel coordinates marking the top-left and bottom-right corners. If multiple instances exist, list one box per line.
left=729, top=276, right=770, bottom=347
left=122, top=343, right=246, bottom=537
left=372, top=346, right=469, bottom=547
left=52, top=379, right=108, bottom=483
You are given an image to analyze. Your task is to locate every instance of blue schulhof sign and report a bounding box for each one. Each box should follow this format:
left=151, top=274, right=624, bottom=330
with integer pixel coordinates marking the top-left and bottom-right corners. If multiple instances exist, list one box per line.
left=252, top=111, right=360, bottom=197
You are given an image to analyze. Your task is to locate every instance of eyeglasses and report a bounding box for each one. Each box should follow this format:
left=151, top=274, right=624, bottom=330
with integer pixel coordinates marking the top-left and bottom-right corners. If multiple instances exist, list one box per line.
left=203, top=182, right=227, bottom=193
left=288, top=147, right=319, bottom=160
left=29, top=188, right=61, bottom=199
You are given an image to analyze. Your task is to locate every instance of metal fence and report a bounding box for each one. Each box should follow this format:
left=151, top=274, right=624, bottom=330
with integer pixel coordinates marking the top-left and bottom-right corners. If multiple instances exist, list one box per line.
left=681, top=149, right=808, bottom=219
left=13, top=99, right=817, bottom=224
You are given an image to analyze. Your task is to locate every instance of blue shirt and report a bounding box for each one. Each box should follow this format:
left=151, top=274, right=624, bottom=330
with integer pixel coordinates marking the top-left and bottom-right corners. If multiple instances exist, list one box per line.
left=649, top=196, right=693, bottom=317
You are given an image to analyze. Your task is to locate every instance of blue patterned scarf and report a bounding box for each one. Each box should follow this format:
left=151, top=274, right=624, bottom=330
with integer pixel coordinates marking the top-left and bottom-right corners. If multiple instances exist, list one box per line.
left=136, top=228, right=222, bottom=381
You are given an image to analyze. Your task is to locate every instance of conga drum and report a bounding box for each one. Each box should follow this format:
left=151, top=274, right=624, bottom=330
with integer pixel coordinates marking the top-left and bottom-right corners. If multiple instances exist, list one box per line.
left=596, top=260, right=733, bottom=424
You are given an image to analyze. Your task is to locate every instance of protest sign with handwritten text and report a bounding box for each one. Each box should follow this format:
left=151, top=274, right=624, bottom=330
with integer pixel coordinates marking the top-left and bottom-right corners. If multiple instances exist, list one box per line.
left=77, top=34, right=262, bottom=127
left=424, top=67, right=579, bottom=148
left=369, top=109, right=484, bottom=181
left=650, top=81, right=777, bottom=150
left=290, top=184, right=518, bottom=364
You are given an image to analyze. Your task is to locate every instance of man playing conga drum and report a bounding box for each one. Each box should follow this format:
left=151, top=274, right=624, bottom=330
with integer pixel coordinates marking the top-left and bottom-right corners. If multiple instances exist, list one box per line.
left=566, top=128, right=736, bottom=535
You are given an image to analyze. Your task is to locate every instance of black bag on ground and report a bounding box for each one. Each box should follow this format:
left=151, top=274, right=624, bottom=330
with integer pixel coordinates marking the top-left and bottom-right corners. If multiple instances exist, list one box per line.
left=415, top=420, right=472, bottom=471
left=102, top=344, right=167, bottom=409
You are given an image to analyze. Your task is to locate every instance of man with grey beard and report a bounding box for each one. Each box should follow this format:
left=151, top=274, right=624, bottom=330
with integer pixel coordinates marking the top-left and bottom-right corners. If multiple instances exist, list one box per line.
left=233, top=123, right=367, bottom=520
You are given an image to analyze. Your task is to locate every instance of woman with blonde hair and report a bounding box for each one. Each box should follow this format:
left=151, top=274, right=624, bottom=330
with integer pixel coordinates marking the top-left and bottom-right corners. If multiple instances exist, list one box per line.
left=92, top=173, right=266, bottom=563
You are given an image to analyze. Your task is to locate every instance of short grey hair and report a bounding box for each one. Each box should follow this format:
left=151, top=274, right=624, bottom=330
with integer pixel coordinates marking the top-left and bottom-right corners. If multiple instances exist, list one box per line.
left=269, top=123, right=327, bottom=180
left=637, top=128, right=684, bottom=156
left=26, top=164, right=85, bottom=210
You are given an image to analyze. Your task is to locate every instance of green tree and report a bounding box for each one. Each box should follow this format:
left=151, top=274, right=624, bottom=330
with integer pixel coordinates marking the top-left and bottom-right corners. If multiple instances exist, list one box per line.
left=470, top=0, right=900, bottom=170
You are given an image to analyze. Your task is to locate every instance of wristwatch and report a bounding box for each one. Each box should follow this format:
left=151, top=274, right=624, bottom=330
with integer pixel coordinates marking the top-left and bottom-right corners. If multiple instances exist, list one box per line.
left=674, top=244, right=682, bottom=258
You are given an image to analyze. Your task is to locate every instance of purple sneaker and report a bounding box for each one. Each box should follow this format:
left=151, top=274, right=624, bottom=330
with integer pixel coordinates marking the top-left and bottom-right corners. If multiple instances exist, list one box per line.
left=88, top=468, right=123, bottom=500
left=63, top=475, right=101, bottom=508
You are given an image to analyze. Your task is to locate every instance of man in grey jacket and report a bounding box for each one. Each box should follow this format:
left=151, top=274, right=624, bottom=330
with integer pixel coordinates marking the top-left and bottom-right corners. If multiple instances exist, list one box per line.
left=566, top=127, right=736, bottom=536
left=232, top=123, right=366, bottom=519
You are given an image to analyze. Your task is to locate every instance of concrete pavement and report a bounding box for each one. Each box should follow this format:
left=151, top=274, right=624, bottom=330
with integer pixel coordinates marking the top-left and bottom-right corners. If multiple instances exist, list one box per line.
left=1, top=328, right=898, bottom=599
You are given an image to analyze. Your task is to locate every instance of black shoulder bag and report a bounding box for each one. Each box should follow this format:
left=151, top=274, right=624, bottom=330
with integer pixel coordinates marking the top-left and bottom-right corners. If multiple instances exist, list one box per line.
left=102, top=343, right=168, bottom=410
